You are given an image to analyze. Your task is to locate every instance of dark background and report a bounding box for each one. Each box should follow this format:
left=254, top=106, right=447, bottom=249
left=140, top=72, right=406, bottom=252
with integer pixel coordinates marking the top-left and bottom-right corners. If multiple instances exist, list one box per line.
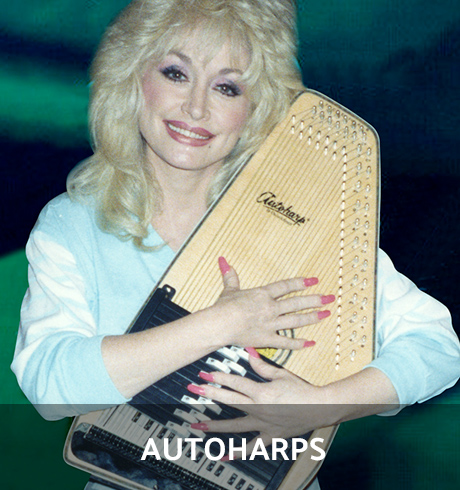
left=1, top=1, right=459, bottom=489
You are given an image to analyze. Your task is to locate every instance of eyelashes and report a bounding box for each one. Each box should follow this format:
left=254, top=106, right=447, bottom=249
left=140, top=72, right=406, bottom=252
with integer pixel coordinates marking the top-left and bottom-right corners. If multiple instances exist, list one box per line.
left=216, top=82, right=242, bottom=97
left=160, top=66, right=187, bottom=82
left=159, top=65, right=243, bottom=97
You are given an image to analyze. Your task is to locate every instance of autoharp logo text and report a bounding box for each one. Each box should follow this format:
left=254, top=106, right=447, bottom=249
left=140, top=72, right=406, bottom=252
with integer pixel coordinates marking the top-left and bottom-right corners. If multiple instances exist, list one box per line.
left=257, top=192, right=307, bottom=225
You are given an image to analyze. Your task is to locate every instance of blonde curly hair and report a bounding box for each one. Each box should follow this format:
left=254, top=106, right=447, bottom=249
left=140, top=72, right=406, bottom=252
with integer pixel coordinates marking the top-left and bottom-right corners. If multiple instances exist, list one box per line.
left=67, top=0, right=304, bottom=249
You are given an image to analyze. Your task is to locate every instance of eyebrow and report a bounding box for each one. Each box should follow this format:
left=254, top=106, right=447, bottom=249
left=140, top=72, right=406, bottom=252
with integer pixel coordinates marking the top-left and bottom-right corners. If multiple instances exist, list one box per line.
left=169, top=50, right=244, bottom=76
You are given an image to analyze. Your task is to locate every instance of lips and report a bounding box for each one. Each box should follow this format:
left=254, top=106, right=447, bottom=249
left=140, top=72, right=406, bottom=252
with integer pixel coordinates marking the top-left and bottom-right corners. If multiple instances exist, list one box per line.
left=164, top=120, right=215, bottom=147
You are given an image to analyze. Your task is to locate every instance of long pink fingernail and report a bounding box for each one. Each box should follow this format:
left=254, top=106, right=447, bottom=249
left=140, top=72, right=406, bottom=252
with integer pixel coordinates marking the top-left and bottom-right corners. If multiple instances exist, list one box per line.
left=191, top=422, right=209, bottom=430
left=317, top=310, right=331, bottom=320
left=303, top=340, right=316, bottom=348
left=199, top=371, right=215, bottom=382
left=245, top=347, right=260, bottom=359
left=304, top=277, right=319, bottom=287
left=187, top=384, right=206, bottom=396
left=321, top=295, right=335, bottom=305
left=218, top=256, right=231, bottom=275
left=221, top=455, right=230, bottom=462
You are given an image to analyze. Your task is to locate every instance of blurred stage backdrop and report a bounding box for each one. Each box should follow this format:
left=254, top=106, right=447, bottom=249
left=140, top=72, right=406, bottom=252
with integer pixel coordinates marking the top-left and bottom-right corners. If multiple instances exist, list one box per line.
left=1, top=1, right=459, bottom=489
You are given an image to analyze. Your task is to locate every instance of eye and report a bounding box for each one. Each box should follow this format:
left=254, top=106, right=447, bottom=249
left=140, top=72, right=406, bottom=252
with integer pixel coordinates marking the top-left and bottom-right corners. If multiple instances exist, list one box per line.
left=215, top=82, right=242, bottom=97
left=160, top=66, right=187, bottom=82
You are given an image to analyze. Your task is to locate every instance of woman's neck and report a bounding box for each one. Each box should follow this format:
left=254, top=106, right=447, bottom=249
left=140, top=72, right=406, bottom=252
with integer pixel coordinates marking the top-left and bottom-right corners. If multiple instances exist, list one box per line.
left=150, top=163, right=220, bottom=252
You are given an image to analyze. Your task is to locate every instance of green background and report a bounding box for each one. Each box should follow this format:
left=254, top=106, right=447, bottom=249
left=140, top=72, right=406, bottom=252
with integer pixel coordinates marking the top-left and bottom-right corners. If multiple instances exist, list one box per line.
left=1, top=1, right=459, bottom=488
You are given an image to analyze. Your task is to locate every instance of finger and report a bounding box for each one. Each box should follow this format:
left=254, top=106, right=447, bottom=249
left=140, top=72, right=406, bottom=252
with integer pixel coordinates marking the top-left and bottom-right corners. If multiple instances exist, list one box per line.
left=247, top=355, right=286, bottom=381
left=218, top=256, right=240, bottom=291
left=201, top=373, right=258, bottom=401
left=263, top=277, right=306, bottom=299
left=274, top=309, right=331, bottom=332
left=192, top=382, right=252, bottom=405
left=263, top=277, right=314, bottom=299
left=276, top=294, right=324, bottom=315
left=206, top=352, right=285, bottom=387
left=264, top=333, right=316, bottom=351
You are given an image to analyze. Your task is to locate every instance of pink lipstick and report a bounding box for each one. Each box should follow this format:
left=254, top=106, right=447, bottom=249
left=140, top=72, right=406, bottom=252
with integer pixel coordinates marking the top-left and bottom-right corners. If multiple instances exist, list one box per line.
left=164, top=120, right=215, bottom=147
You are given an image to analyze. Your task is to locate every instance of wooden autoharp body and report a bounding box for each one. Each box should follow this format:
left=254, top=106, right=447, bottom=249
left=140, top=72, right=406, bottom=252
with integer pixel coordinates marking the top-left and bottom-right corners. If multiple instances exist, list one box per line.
left=65, top=90, right=380, bottom=490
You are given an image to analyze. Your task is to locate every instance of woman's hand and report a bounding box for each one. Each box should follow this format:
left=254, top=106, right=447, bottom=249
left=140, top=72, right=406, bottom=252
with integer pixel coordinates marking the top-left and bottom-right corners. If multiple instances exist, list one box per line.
left=101, top=257, right=334, bottom=399
left=188, top=352, right=336, bottom=451
left=208, top=257, right=334, bottom=350
left=187, top=353, right=399, bottom=454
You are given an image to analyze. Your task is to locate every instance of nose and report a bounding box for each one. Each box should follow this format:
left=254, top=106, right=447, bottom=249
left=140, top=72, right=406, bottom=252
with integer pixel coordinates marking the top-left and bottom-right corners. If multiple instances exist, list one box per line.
left=181, top=83, right=211, bottom=121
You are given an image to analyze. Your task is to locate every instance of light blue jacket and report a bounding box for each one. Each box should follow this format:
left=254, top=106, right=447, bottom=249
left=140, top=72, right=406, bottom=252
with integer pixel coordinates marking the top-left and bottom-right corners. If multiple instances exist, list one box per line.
left=11, top=194, right=460, bottom=420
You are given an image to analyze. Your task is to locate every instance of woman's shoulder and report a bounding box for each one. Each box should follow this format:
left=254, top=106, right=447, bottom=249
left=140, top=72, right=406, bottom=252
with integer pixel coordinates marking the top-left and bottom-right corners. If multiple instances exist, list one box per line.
left=35, top=192, right=94, bottom=227
left=38, top=192, right=93, bottom=220
left=30, top=193, right=99, bottom=248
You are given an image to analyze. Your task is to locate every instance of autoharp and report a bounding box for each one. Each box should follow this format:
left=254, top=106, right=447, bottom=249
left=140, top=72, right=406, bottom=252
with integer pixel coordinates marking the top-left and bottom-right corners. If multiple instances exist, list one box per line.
left=65, top=90, right=380, bottom=490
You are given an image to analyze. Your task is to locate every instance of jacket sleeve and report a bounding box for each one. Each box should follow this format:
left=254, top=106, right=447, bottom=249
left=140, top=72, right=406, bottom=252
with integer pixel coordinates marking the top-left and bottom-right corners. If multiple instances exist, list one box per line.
left=11, top=228, right=130, bottom=421
left=366, top=249, right=460, bottom=407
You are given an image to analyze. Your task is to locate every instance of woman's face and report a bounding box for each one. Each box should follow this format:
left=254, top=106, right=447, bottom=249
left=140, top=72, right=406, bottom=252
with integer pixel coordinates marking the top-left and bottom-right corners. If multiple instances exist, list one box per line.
left=139, top=34, right=251, bottom=177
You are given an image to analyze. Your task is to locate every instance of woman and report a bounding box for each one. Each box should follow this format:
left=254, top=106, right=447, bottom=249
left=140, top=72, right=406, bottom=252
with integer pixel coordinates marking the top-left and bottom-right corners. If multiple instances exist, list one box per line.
left=12, top=0, right=460, bottom=489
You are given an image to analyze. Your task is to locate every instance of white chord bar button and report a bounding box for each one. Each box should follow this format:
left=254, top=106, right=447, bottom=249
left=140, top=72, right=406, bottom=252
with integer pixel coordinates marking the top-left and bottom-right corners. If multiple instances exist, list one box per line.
left=206, top=358, right=232, bottom=373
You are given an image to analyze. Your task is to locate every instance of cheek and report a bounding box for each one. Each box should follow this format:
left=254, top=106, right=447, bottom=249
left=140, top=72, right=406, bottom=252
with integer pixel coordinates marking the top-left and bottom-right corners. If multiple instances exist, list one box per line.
left=225, top=102, right=251, bottom=137
left=141, top=75, right=161, bottom=110
left=139, top=77, right=171, bottom=137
